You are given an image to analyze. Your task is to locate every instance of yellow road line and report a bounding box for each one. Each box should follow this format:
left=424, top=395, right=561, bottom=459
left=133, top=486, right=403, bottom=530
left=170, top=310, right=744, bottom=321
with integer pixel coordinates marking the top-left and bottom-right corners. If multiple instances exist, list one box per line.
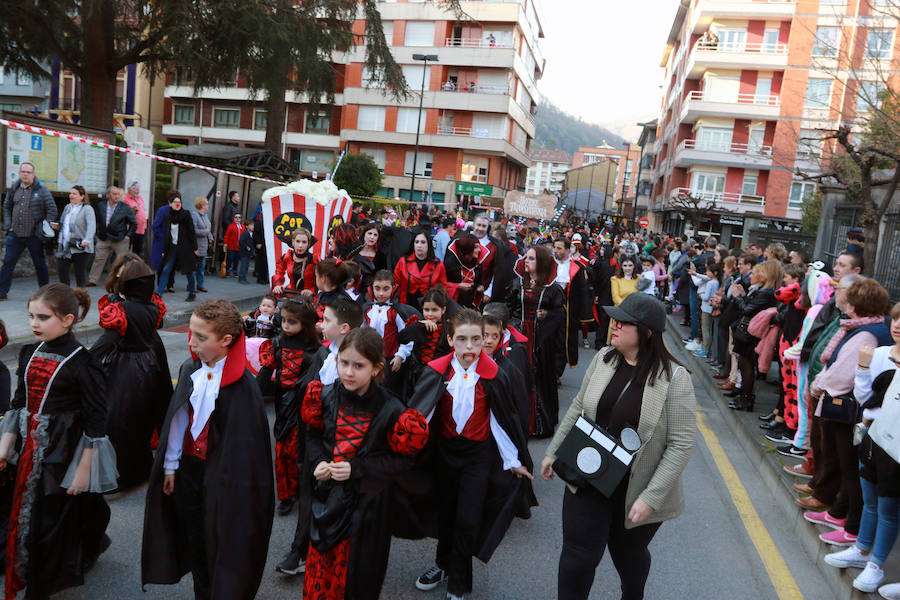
left=696, top=411, right=804, bottom=600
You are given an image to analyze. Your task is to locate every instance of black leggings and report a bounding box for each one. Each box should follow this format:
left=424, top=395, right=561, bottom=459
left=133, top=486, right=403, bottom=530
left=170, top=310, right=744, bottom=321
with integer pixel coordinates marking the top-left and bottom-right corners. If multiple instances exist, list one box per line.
left=558, top=485, right=661, bottom=600
left=738, top=354, right=756, bottom=395
left=57, top=252, right=91, bottom=287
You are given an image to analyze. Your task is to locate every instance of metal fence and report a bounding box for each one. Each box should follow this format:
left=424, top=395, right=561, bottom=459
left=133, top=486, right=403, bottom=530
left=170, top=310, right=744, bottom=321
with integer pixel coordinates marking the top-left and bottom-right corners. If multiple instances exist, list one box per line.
left=876, top=213, right=900, bottom=302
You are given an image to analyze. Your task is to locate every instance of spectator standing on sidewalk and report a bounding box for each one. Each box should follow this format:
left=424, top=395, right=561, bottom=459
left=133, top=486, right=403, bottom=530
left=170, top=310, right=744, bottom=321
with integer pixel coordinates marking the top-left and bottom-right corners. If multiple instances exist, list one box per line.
left=223, top=214, right=244, bottom=277
left=86, top=186, right=136, bottom=287
left=684, top=236, right=716, bottom=352
left=824, top=304, right=900, bottom=596
left=56, top=186, right=95, bottom=287
left=123, top=182, right=147, bottom=255
left=237, top=220, right=255, bottom=284
left=0, top=162, right=58, bottom=300
left=191, top=197, right=213, bottom=293
left=155, top=191, right=198, bottom=301
left=800, top=278, right=891, bottom=548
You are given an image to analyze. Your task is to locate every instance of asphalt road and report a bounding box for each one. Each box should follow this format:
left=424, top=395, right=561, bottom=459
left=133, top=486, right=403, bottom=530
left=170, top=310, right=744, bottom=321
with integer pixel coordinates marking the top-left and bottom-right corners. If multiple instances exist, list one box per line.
left=43, top=329, right=835, bottom=599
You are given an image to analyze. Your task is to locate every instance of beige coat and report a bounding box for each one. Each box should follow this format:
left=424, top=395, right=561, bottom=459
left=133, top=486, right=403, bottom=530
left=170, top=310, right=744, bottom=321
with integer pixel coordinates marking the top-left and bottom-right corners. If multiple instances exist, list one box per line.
left=547, top=348, right=696, bottom=529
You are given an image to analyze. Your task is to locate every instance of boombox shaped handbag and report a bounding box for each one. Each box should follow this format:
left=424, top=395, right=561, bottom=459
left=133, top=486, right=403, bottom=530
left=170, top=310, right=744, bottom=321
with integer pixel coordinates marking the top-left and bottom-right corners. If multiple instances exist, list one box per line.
left=553, top=414, right=642, bottom=498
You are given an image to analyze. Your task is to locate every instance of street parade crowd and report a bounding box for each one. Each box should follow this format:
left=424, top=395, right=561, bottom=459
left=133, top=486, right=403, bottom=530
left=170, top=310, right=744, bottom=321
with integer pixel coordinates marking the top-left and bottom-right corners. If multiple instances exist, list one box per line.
left=0, top=161, right=899, bottom=600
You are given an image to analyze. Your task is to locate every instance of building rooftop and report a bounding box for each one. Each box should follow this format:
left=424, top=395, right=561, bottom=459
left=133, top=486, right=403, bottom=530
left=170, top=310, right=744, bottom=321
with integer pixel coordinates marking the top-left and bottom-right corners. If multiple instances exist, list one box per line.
left=528, top=148, right=571, bottom=163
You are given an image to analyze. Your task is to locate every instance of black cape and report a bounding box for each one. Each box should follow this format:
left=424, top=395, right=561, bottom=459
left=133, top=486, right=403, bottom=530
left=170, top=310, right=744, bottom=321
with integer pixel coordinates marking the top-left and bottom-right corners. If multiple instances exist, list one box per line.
left=141, top=338, right=274, bottom=599
left=404, top=352, right=537, bottom=562
left=306, top=382, right=426, bottom=599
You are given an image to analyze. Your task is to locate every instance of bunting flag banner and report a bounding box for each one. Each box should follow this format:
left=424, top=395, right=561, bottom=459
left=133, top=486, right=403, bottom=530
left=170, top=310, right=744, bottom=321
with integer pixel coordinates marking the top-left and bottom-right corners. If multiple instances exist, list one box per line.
left=260, top=192, right=352, bottom=287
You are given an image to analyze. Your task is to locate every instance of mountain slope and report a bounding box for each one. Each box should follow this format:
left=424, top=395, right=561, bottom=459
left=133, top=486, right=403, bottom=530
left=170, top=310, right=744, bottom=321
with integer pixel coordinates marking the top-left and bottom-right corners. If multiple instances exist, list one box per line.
left=533, top=101, right=627, bottom=154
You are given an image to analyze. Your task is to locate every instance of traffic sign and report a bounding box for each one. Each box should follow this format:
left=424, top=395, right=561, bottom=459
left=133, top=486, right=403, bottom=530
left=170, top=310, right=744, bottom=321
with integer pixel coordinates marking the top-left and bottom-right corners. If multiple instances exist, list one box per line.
left=639, top=217, right=650, bottom=228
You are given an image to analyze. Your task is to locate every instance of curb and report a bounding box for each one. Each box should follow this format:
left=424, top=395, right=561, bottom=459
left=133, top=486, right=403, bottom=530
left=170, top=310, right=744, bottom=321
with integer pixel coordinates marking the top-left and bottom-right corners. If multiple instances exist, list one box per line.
left=664, top=315, right=875, bottom=600
left=0, top=294, right=263, bottom=364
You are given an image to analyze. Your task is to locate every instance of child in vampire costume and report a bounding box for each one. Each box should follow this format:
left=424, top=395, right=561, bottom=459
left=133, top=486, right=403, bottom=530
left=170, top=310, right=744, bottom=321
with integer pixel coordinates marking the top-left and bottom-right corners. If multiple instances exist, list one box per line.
left=91, top=267, right=172, bottom=491
left=257, top=298, right=321, bottom=515
left=141, top=312, right=274, bottom=600
left=301, top=329, right=429, bottom=600
left=408, top=310, right=536, bottom=599
left=0, top=285, right=117, bottom=599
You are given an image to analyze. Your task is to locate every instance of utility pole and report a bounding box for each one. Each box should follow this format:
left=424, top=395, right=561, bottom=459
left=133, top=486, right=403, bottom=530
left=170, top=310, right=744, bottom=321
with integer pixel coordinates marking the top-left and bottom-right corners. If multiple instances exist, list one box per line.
left=410, top=54, right=438, bottom=205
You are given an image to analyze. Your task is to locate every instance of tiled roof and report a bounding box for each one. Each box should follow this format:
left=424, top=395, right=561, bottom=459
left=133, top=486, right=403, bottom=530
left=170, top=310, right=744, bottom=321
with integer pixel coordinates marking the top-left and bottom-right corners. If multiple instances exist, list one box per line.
left=528, top=148, right=571, bottom=163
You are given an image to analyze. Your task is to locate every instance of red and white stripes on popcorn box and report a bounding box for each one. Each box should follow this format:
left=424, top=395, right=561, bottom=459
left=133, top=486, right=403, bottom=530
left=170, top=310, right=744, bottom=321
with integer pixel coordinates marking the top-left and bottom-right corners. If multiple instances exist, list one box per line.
left=260, top=180, right=353, bottom=283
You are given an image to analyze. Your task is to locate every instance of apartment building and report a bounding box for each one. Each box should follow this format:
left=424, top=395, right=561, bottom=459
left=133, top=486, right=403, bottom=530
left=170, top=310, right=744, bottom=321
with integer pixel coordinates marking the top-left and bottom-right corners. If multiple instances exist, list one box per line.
left=161, top=0, right=545, bottom=210
left=0, top=69, right=50, bottom=115
left=635, top=120, right=658, bottom=226
left=650, top=0, right=899, bottom=247
left=525, top=148, right=570, bottom=194
left=572, top=143, right=642, bottom=214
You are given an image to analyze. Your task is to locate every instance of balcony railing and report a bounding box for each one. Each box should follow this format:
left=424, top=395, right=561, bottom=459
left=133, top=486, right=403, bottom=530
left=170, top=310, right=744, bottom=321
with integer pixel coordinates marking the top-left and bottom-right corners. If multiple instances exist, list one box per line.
left=445, top=37, right=514, bottom=49
left=672, top=187, right=765, bottom=206
left=678, top=139, right=773, bottom=157
left=437, top=126, right=505, bottom=139
left=440, top=82, right=510, bottom=95
left=694, top=41, right=788, bottom=55
left=686, top=90, right=780, bottom=106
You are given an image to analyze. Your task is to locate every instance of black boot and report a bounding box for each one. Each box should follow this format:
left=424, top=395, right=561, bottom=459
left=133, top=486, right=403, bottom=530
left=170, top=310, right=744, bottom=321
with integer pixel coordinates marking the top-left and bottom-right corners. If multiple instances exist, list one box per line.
left=742, top=391, right=756, bottom=412
left=724, top=387, right=742, bottom=398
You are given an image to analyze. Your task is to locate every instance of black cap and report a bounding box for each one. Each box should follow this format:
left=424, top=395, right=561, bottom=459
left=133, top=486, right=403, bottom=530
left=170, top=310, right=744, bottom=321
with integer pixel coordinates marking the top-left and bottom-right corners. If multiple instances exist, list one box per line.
left=603, top=293, right=667, bottom=332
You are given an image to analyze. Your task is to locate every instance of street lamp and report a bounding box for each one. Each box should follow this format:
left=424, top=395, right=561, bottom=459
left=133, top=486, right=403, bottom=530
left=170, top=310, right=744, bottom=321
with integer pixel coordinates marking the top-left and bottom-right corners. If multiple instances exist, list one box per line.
left=410, top=53, right=438, bottom=206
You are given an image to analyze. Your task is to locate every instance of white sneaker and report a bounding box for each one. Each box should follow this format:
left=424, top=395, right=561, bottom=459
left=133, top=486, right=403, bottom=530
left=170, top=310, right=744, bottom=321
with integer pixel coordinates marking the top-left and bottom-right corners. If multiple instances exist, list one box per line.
left=879, top=582, right=900, bottom=600
left=685, top=340, right=701, bottom=352
left=824, top=545, right=869, bottom=569
left=854, top=561, right=885, bottom=593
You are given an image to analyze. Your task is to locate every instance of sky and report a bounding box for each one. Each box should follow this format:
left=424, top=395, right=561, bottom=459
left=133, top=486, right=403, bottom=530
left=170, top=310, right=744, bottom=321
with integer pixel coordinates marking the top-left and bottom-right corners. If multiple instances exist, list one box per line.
left=536, top=0, right=679, bottom=134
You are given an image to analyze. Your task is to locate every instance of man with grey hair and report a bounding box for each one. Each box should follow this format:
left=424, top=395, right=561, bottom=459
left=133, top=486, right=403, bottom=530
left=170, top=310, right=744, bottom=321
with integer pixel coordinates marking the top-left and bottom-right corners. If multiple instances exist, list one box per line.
left=86, top=185, right=136, bottom=286
left=0, top=162, right=58, bottom=299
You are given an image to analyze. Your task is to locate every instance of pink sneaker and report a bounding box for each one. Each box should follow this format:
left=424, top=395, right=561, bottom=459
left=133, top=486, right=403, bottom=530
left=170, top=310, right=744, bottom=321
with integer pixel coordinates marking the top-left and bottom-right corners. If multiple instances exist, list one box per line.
left=819, top=528, right=858, bottom=547
left=805, top=511, right=846, bottom=530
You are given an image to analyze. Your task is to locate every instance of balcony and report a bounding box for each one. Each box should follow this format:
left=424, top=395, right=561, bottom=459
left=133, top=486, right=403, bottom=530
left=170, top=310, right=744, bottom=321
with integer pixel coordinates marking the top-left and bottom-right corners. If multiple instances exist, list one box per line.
left=671, top=187, right=766, bottom=211
left=680, top=90, right=781, bottom=124
left=445, top=38, right=514, bottom=49
left=690, top=0, right=796, bottom=34
left=440, top=81, right=510, bottom=95
left=674, top=139, right=774, bottom=169
left=685, top=41, right=789, bottom=79
left=340, top=128, right=530, bottom=167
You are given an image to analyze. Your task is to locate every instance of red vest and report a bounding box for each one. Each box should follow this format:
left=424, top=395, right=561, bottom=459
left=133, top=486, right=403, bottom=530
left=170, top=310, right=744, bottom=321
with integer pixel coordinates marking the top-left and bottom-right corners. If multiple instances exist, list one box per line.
left=366, top=304, right=400, bottom=357
left=436, top=375, right=491, bottom=442
left=183, top=404, right=211, bottom=460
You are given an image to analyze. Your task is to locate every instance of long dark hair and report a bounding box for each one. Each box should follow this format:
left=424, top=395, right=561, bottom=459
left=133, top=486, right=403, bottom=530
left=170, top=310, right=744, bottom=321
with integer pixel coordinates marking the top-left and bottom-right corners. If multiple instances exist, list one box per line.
left=281, top=297, right=319, bottom=348
left=406, top=226, right=435, bottom=261
left=602, top=324, right=686, bottom=386
left=526, top=245, right=554, bottom=290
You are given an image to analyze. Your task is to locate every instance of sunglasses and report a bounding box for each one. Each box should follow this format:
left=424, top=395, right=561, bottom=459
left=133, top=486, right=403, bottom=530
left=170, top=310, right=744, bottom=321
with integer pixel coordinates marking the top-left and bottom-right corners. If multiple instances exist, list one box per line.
left=612, top=319, right=637, bottom=329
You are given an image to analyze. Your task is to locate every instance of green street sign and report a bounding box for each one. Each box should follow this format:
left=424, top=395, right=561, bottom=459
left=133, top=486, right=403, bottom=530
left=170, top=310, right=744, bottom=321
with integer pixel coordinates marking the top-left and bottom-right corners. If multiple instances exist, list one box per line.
left=455, top=182, right=493, bottom=196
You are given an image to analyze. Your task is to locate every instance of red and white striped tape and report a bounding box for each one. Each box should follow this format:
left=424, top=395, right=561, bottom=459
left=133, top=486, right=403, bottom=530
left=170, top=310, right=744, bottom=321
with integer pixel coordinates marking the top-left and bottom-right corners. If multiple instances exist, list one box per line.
left=0, top=118, right=283, bottom=185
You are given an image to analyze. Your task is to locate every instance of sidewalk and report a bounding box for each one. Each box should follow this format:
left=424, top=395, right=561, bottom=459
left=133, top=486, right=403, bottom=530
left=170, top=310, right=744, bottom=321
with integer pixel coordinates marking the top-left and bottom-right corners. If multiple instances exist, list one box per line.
left=668, top=314, right=897, bottom=600
left=0, top=274, right=270, bottom=363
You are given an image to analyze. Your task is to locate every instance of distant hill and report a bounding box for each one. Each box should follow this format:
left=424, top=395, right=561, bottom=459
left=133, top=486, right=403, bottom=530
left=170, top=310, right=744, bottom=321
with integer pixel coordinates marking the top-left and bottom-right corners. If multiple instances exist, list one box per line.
left=533, top=101, right=627, bottom=155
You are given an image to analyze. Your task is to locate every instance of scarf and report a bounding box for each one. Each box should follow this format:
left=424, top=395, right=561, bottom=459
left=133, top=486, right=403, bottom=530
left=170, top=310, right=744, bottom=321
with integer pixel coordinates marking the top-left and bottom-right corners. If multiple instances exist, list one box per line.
left=820, top=315, right=885, bottom=363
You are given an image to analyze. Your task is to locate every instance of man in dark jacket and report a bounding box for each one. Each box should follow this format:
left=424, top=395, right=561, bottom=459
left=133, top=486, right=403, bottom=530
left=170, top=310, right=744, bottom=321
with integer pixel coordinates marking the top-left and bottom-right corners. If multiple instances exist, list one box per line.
left=0, top=162, right=58, bottom=299
left=87, top=186, right=137, bottom=286
left=685, top=236, right=716, bottom=347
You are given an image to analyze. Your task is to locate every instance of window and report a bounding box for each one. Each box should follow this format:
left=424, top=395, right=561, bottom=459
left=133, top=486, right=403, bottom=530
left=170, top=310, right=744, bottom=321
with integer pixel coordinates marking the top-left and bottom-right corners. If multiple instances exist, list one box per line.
left=857, top=81, right=886, bottom=113
left=402, top=65, right=431, bottom=91
left=813, top=27, right=839, bottom=56
left=405, top=22, right=435, bottom=47
left=690, top=172, right=725, bottom=199
left=383, top=21, right=394, bottom=46
left=763, top=29, right=780, bottom=53
left=15, top=71, right=30, bottom=86
left=472, top=114, right=506, bottom=138
left=213, top=107, right=240, bottom=128
left=361, top=66, right=378, bottom=88
left=718, top=29, right=747, bottom=52
left=357, top=106, right=385, bottom=131
left=748, top=128, right=765, bottom=154
left=796, top=129, right=823, bottom=158
left=396, top=107, right=424, bottom=133
left=804, top=79, right=832, bottom=108
left=741, top=175, right=758, bottom=196
left=789, top=181, right=815, bottom=210
left=251, top=109, right=267, bottom=131
left=174, top=66, right=195, bottom=86
left=756, top=77, right=773, bottom=104
left=173, top=105, right=195, bottom=125
left=306, top=111, right=330, bottom=134
left=360, top=147, right=386, bottom=172
left=866, top=29, right=893, bottom=59
left=461, top=155, right=489, bottom=183
left=404, top=151, right=433, bottom=177
left=696, top=127, right=732, bottom=152
left=298, top=149, right=334, bottom=173
left=0, top=103, right=22, bottom=113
